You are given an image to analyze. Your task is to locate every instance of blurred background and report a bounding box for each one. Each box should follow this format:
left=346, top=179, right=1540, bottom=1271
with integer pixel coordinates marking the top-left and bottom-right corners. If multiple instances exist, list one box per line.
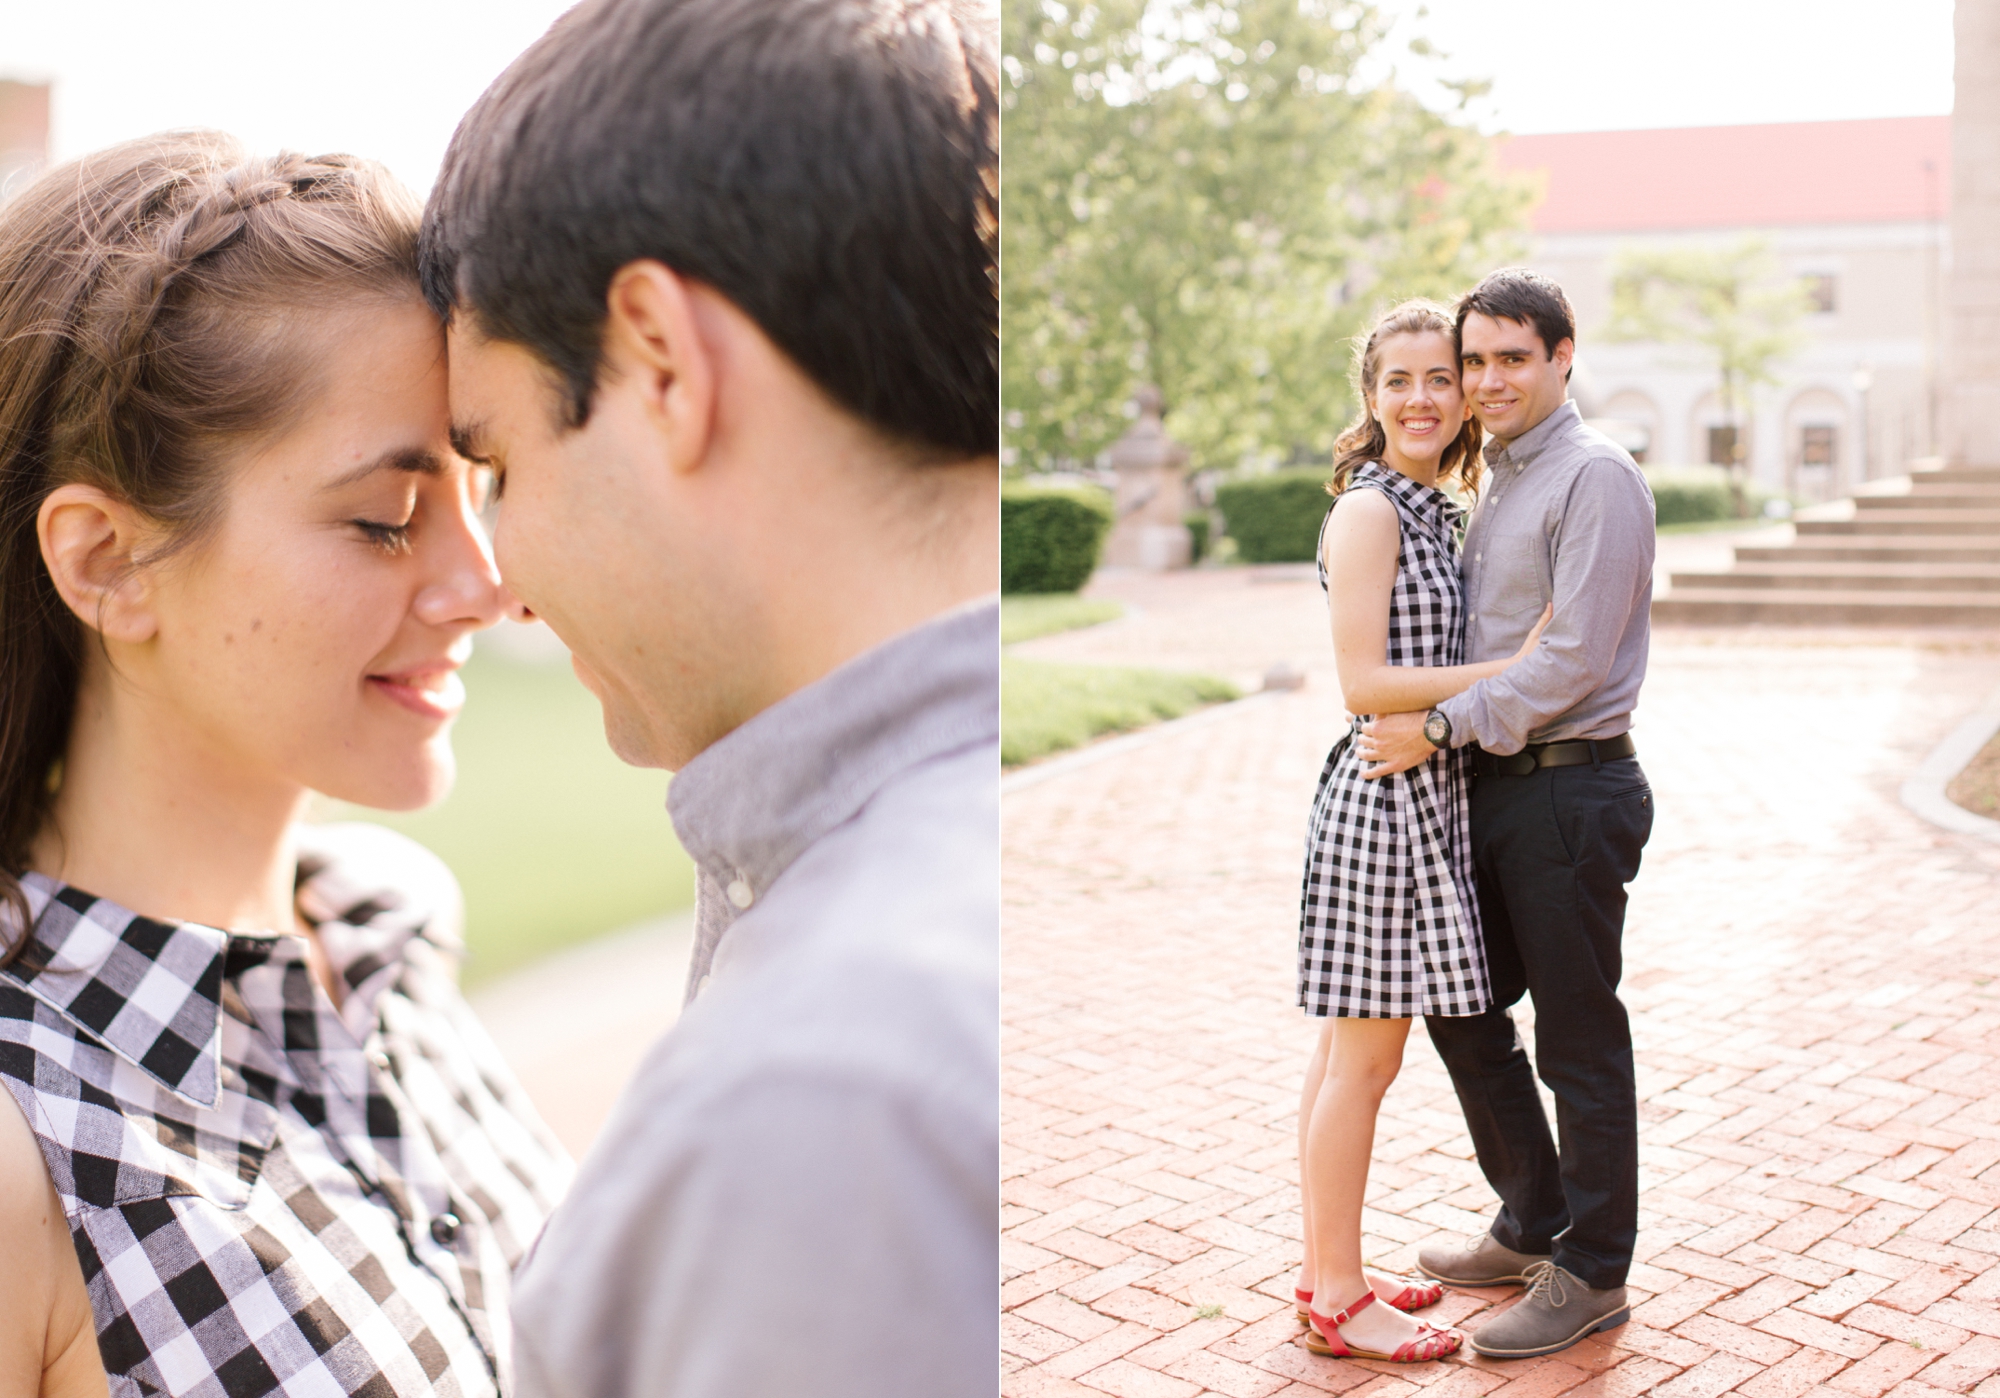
left=0, top=2, right=696, bottom=995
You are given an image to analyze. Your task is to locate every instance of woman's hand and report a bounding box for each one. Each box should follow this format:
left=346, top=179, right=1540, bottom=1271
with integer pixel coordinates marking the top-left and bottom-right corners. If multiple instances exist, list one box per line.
left=1507, top=603, right=1553, bottom=666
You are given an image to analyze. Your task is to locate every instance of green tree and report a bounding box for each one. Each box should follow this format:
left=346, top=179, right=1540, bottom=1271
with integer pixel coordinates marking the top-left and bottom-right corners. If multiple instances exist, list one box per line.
left=1606, top=239, right=1808, bottom=514
left=1002, top=0, right=1532, bottom=475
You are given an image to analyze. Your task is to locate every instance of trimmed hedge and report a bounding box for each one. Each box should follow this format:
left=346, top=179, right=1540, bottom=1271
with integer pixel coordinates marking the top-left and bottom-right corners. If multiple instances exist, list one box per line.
left=1643, top=466, right=1779, bottom=527
left=1645, top=467, right=1734, bottom=527
left=1214, top=468, right=1334, bottom=563
left=1001, top=483, right=1114, bottom=593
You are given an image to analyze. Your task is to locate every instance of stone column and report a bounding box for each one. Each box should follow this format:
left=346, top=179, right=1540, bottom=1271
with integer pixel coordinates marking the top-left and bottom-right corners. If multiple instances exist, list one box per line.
left=1946, top=0, right=2000, bottom=465
left=1102, top=386, right=1193, bottom=570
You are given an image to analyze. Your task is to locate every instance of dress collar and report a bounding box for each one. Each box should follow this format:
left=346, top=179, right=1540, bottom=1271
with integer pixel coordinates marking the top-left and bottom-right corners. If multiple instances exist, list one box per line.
left=3, top=824, right=446, bottom=1108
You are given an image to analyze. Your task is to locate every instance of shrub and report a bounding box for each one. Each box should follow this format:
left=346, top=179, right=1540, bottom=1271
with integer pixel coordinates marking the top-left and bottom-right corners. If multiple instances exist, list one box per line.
left=1214, top=468, right=1333, bottom=563
left=1185, top=511, right=1211, bottom=563
left=1643, top=465, right=1782, bottom=527
left=1645, top=466, right=1735, bottom=527
left=1002, top=483, right=1114, bottom=593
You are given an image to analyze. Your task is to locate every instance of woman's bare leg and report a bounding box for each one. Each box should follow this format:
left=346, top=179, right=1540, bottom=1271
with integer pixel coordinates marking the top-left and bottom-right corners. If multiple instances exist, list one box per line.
left=1302, top=1017, right=1439, bottom=1353
left=1296, top=1019, right=1334, bottom=1300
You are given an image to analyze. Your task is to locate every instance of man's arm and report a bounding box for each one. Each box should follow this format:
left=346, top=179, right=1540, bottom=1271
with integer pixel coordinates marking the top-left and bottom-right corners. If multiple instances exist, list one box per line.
left=1438, top=461, right=1652, bottom=753
left=1359, top=460, right=1652, bottom=774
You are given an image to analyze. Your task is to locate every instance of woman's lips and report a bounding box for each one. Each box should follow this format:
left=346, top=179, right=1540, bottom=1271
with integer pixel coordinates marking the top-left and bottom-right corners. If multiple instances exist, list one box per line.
left=367, top=667, right=466, bottom=721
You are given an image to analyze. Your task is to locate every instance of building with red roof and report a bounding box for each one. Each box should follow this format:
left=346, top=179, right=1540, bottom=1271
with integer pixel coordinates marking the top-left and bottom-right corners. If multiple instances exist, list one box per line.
left=1495, top=116, right=1948, bottom=495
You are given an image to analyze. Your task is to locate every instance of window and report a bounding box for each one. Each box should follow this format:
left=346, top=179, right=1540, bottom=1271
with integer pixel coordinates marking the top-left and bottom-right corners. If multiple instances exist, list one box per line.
left=1802, top=274, right=1837, bottom=314
left=1707, top=425, right=1740, bottom=467
left=1801, top=425, right=1837, bottom=466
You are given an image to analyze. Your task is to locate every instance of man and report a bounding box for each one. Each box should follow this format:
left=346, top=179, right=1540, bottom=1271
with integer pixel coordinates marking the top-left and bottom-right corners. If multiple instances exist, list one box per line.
left=1356, top=269, right=1655, bottom=1359
left=418, top=1, right=998, bottom=1394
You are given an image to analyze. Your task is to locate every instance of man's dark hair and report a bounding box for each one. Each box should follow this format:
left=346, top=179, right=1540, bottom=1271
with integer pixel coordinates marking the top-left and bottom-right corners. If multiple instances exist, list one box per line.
left=1455, top=269, right=1576, bottom=380
left=420, top=0, right=997, bottom=460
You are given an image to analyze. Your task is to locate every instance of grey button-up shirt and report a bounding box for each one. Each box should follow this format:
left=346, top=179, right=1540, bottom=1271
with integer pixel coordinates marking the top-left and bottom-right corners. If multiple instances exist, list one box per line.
left=511, top=598, right=999, bottom=1398
left=1437, top=400, right=1654, bottom=754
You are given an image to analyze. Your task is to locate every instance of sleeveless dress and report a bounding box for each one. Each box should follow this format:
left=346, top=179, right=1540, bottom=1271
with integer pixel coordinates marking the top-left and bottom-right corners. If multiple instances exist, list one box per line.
left=0, top=823, right=571, bottom=1397
left=1298, top=462, right=1490, bottom=1019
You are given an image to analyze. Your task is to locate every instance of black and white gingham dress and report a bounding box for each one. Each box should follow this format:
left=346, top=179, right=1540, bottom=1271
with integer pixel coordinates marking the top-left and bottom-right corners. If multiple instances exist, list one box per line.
left=1299, top=462, right=1489, bottom=1019
left=0, top=823, right=572, bottom=1397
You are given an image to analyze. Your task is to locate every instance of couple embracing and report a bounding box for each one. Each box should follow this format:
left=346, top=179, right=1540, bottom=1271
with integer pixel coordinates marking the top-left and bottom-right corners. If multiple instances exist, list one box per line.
left=1293, top=271, right=1657, bottom=1364
left=0, top=1, right=996, bottom=1395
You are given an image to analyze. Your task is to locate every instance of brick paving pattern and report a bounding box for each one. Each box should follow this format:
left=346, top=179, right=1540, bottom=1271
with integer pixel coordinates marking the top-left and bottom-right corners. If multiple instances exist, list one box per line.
left=1004, top=567, right=2000, bottom=1398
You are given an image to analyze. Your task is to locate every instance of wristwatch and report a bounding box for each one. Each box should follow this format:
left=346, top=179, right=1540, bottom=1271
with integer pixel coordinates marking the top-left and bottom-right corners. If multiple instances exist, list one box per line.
left=1423, top=708, right=1452, bottom=749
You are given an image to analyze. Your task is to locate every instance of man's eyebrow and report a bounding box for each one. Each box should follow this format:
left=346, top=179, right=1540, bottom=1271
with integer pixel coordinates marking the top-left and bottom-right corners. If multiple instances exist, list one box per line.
left=449, top=421, right=492, bottom=462
left=322, top=447, right=444, bottom=492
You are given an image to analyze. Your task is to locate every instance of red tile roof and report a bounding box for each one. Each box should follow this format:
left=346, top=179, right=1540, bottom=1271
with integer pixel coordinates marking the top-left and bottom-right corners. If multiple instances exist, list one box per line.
left=1496, top=116, right=1951, bottom=234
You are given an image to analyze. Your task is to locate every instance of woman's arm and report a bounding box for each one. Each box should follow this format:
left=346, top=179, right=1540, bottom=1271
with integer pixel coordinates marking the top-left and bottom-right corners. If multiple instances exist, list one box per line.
left=1325, top=490, right=1546, bottom=716
left=0, top=1089, right=107, bottom=1398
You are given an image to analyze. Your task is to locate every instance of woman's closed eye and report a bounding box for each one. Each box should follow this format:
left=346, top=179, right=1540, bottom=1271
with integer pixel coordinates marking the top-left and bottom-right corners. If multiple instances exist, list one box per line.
left=352, top=516, right=414, bottom=553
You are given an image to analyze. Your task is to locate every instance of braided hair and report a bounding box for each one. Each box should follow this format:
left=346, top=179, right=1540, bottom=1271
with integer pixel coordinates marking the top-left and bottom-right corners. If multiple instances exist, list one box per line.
left=0, top=131, right=423, bottom=961
left=1327, top=298, right=1484, bottom=500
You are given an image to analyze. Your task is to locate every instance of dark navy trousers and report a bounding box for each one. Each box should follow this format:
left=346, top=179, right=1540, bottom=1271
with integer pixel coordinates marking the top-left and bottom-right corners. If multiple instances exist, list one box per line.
left=1425, top=753, right=1653, bottom=1291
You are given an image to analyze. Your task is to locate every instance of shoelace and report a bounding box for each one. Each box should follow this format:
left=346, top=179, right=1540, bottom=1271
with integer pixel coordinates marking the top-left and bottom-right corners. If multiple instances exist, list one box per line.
left=1520, top=1260, right=1571, bottom=1308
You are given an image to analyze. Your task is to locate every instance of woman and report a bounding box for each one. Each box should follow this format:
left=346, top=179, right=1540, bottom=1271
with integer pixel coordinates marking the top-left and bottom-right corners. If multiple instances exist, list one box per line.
left=1292, top=300, right=1546, bottom=1364
left=0, top=134, right=569, bottom=1397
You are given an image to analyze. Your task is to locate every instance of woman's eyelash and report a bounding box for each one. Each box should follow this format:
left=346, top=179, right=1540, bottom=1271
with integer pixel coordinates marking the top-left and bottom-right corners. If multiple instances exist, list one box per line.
left=353, top=519, right=414, bottom=552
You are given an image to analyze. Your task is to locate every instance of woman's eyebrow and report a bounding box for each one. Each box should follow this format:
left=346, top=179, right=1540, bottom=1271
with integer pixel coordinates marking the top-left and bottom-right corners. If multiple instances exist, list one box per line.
left=322, top=447, right=444, bottom=491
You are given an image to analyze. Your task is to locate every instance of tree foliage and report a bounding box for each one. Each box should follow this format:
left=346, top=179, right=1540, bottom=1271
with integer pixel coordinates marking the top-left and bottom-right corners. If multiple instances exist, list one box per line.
left=1606, top=240, right=1808, bottom=486
left=1002, top=0, right=1533, bottom=474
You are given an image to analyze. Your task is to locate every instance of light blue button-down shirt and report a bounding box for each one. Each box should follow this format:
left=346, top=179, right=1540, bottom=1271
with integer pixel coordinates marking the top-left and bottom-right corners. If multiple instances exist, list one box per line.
left=1438, top=401, right=1655, bottom=754
left=511, top=597, right=999, bottom=1398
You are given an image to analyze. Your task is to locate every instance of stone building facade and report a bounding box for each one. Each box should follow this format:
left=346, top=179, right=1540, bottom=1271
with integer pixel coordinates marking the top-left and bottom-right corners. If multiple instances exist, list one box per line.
left=1499, top=116, right=1948, bottom=499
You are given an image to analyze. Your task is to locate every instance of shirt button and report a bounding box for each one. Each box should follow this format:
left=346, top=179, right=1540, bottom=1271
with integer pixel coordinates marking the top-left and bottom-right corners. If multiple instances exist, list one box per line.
left=430, top=1213, right=461, bottom=1247
left=367, top=1050, right=391, bottom=1072
left=726, top=878, right=754, bottom=909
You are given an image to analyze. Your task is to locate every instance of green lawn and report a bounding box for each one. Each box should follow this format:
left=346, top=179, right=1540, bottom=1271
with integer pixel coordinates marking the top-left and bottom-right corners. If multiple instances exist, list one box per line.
left=1002, top=657, right=1239, bottom=767
left=318, top=646, right=694, bottom=984
left=1001, top=594, right=1125, bottom=644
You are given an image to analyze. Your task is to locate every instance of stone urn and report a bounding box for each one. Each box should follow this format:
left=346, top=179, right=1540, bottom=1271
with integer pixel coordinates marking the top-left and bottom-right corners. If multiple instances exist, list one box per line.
left=1102, top=386, right=1194, bottom=570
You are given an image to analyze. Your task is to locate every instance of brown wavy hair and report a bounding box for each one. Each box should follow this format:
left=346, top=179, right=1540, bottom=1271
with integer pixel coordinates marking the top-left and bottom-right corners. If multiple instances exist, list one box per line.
left=1327, top=298, right=1484, bottom=499
left=0, top=131, right=424, bottom=963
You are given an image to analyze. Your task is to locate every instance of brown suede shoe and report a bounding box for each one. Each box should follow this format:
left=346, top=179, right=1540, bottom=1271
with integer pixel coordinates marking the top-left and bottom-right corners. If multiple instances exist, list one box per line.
left=1469, top=1264, right=1630, bottom=1358
left=1415, top=1232, right=1552, bottom=1288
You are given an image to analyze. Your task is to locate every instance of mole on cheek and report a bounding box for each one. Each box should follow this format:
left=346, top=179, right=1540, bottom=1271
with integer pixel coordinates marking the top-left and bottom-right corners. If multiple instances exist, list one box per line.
left=251, top=619, right=263, bottom=633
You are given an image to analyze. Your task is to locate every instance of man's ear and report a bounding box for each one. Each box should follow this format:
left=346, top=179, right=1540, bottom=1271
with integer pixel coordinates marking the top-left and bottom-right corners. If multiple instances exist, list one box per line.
left=601, top=260, right=717, bottom=477
left=1551, top=337, right=1576, bottom=377
left=37, top=485, right=159, bottom=643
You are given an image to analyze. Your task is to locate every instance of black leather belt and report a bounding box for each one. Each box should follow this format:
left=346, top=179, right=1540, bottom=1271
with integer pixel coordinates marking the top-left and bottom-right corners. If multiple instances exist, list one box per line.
left=1472, top=733, right=1635, bottom=777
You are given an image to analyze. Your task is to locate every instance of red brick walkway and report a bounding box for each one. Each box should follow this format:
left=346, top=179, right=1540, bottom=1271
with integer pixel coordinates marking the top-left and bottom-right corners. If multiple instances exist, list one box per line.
left=1003, top=569, right=2000, bottom=1398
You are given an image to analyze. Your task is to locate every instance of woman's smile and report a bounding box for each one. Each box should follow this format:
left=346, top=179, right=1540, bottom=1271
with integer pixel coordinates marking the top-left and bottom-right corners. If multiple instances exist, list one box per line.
left=366, top=658, right=468, bottom=721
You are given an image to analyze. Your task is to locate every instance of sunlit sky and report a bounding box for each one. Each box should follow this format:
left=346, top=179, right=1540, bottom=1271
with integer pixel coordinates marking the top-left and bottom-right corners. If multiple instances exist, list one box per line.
left=0, top=0, right=1958, bottom=196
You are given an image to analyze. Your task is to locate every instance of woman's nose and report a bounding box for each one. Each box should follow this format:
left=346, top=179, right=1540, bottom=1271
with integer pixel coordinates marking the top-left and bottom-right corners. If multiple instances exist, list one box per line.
left=415, top=504, right=508, bottom=630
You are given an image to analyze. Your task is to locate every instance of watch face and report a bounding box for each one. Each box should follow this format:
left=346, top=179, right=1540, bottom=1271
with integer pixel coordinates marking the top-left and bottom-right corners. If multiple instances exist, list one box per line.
left=1424, top=711, right=1449, bottom=746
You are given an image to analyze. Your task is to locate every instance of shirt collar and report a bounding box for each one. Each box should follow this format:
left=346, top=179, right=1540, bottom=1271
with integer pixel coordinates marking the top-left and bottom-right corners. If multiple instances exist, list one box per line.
left=1485, top=399, right=1581, bottom=469
left=4, top=833, right=445, bottom=1107
left=668, top=596, right=1000, bottom=911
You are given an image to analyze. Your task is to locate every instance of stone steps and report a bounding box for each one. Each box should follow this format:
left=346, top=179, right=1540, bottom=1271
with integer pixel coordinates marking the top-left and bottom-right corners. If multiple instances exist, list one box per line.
left=1670, top=562, right=2000, bottom=592
left=1654, top=466, right=2000, bottom=625
left=1652, top=587, right=2000, bottom=626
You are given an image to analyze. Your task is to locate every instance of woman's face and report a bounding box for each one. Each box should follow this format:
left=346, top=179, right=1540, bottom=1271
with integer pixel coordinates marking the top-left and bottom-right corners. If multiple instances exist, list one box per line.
left=1369, top=330, right=1471, bottom=469
left=135, top=296, right=504, bottom=811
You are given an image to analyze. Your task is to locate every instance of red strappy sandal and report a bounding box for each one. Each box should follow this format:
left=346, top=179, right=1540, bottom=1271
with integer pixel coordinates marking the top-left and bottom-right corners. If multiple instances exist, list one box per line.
left=1303, top=1290, right=1462, bottom=1363
left=1295, top=1275, right=1444, bottom=1321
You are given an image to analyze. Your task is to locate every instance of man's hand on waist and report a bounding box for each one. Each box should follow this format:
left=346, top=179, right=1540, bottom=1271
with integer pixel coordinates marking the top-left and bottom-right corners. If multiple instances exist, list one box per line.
left=1357, top=710, right=1434, bottom=779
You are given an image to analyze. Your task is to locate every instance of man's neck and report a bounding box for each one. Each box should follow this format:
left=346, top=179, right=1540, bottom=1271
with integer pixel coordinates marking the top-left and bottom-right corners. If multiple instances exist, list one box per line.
left=1492, top=395, right=1568, bottom=451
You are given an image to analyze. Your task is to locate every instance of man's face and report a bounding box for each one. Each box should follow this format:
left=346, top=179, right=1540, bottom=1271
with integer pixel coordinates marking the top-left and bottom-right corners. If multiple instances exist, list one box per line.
left=1458, top=312, right=1574, bottom=443
left=445, top=325, right=740, bottom=770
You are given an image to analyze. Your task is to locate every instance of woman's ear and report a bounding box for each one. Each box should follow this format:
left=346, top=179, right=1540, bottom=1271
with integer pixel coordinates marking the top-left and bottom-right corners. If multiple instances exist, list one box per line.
left=37, top=485, right=159, bottom=643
